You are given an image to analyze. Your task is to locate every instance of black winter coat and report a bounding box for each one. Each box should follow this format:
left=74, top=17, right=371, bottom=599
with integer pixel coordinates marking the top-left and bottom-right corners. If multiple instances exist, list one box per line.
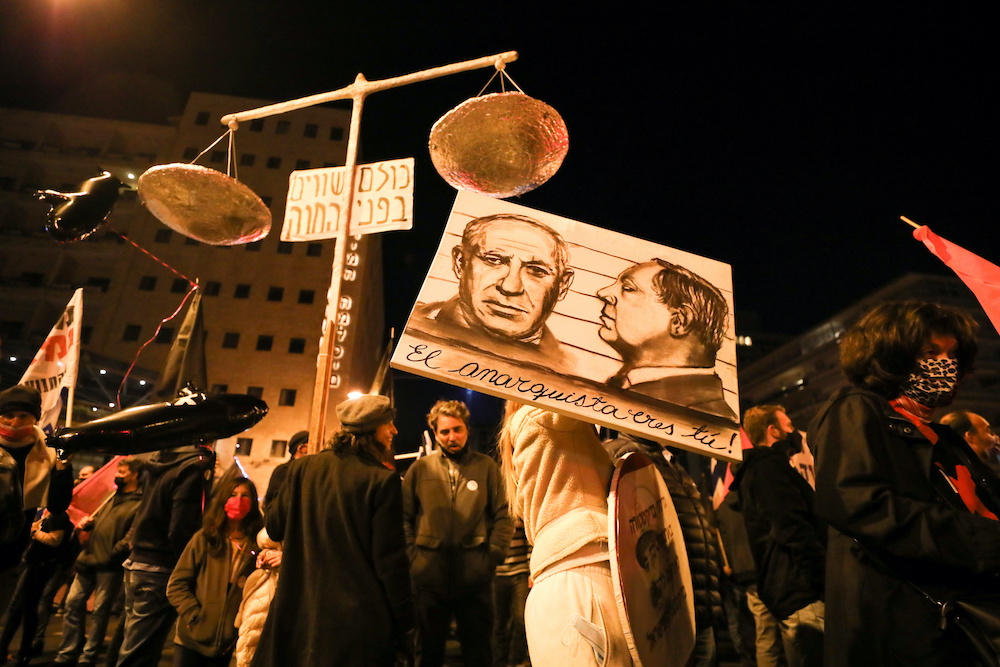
left=731, top=445, right=826, bottom=621
left=811, top=386, right=1000, bottom=667
left=252, top=447, right=412, bottom=667
left=605, top=436, right=724, bottom=629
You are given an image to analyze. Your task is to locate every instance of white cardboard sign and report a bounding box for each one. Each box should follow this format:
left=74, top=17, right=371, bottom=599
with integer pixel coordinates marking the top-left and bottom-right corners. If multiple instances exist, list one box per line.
left=391, top=191, right=742, bottom=461
left=280, top=157, right=414, bottom=241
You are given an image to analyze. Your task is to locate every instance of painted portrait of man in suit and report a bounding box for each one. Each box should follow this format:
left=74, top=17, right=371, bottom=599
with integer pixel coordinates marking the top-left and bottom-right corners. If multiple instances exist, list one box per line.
left=597, top=259, right=736, bottom=420
left=413, top=213, right=580, bottom=371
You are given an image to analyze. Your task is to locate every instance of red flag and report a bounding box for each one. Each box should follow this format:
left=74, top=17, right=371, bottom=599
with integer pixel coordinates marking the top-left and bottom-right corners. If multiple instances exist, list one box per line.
left=710, top=427, right=755, bottom=509
left=914, top=225, right=1000, bottom=335
left=67, top=456, right=122, bottom=526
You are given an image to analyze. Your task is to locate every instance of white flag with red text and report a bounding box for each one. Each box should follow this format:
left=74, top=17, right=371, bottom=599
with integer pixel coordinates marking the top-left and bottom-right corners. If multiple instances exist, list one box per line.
left=19, top=289, right=83, bottom=434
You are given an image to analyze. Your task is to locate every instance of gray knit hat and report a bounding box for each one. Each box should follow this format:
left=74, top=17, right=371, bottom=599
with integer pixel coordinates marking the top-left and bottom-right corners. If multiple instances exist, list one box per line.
left=0, top=385, right=42, bottom=421
left=336, top=395, right=394, bottom=434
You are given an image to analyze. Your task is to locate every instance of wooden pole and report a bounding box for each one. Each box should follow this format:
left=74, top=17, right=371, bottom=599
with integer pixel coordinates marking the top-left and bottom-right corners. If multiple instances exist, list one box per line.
left=218, top=51, right=519, bottom=450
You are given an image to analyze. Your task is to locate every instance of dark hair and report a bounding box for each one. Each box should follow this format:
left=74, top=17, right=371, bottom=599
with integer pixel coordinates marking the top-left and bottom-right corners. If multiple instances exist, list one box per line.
left=427, top=400, right=470, bottom=431
left=651, top=259, right=728, bottom=354
left=201, top=476, right=262, bottom=556
left=840, top=302, right=978, bottom=398
left=119, top=457, right=143, bottom=475
left=940, top=410, right=974, bottom=438
left=329, top=431, right=388, bottom=465
left=742, top=404, right=786, bottom=447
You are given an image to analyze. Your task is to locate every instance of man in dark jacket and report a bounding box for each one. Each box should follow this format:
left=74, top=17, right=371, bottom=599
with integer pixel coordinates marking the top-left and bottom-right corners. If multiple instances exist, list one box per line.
left=262, top=429, right=308, bottom=508
left=54, top=457, right=143, bottom=666
left=605, top=434, right=724, bottom=667
left=403, top=400, right=513, bottom=667
left=115, top=444, right=215, bottom=667
left=252, top=394, right=413, bottom=667
left=732, top=405, right=825, bottom=667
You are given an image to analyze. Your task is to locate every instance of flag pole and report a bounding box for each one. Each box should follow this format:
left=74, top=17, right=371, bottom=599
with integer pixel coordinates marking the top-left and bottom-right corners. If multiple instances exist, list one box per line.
left=900, top=215, right=921, bottom=230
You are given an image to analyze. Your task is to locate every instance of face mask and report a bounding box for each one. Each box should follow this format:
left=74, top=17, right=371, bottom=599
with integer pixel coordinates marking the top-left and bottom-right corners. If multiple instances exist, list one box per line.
left=224, top=496, right=251, bottom=521
left=0, top=423, right=34, bottom=442
left=901, top=357, right=959, bottom=407
left=114, top=476, right=127, bottom=489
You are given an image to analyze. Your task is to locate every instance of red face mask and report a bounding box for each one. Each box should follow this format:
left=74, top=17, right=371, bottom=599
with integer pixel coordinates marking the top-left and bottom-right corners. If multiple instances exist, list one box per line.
left=224, top=496, right=251, bottom=520
left=0, top=423, right=34, bottom=442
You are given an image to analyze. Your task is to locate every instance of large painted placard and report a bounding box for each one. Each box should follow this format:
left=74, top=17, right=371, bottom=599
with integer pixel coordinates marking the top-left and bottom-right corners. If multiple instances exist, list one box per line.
left=610, top=452, right=695, bottom=666
left=281, top=157, right=414, bottom=241
left=391, top=191, right=741, bottom=460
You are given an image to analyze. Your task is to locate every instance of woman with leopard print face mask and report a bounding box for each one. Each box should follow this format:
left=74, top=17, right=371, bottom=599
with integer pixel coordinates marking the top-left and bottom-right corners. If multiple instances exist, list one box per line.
left=809, top=301, right=1000, bottom=667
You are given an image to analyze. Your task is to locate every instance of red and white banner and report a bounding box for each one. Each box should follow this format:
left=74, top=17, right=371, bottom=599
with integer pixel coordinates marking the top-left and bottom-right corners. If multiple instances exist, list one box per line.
left=20, top=288, right=83, bottom=433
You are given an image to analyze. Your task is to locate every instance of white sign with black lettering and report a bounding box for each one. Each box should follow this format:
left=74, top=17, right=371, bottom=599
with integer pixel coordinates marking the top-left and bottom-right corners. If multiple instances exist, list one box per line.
left=281, top=157, right=414, bottom=241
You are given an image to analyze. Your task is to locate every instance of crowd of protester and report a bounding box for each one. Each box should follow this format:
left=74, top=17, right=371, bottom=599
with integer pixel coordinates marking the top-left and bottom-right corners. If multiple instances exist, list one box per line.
left=3, top=299, right=1000, bottom=667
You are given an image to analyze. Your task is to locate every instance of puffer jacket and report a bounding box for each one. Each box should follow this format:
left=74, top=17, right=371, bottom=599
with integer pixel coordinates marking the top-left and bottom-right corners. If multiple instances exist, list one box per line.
left=234, top=530, right=280, bottom=667
left=167, top=529, right=257, bottom=657
left=605, top=435, right=724, bottom=629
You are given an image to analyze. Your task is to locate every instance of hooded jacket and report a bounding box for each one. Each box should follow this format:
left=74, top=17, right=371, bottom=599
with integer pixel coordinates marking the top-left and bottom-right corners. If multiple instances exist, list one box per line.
left=128, top=446, right=215, bottom=569
left=731, top=443, right=826, bottom=621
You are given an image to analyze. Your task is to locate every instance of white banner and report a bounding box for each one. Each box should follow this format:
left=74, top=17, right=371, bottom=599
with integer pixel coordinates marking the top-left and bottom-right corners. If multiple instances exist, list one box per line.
left=280, top=157, right=414, bottom=241
left=20, top=288, right=83, bottom=433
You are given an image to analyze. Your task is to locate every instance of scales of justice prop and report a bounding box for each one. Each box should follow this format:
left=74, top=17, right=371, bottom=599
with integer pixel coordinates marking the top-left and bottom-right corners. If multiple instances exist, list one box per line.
left=131, top=50, right=574, bottom=449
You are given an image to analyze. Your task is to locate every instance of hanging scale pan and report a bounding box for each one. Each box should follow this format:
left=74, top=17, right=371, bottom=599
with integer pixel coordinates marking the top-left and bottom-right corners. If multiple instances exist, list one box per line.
left=137, top=163, right=271, bottom=245
left=429, top=91, right=569, bottom=199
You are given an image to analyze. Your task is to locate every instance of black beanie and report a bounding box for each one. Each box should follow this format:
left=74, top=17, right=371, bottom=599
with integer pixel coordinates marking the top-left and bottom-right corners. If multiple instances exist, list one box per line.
left=0, top=385, right=42, bottom=421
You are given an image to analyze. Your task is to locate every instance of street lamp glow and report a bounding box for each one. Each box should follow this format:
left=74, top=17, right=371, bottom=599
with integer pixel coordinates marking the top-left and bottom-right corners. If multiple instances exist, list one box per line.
left=7, top=356, right=15, bottom=362
left=99, top=369, right=107, bottom=375
left=347, top=391, right=364, bottom=400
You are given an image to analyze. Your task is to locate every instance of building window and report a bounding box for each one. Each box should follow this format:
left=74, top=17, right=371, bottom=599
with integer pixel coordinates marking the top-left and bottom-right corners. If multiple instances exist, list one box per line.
left=298, top=289, right=315, bottom=304
left=234, top=284, right=251, bottom=299
left=138, top=276, right=157, bottom=291
left=288, top=337, right=306, bottom=354
left=210, top=150, right=225, bottom=163
left=20, top=272, right=44, bottom=287
left=194, top=111, right=211, bottom=125
left=246, top=240, right=263, bottom=252
left=182, top=147, right=198, bottom=160
left=210, top=383, right=228, bottom=394
left=155, top=327, right=174, bottom=344
left=154, top=229, right=173, bottom=243
left=81, top=326, right=93, bottom=344
left=236, top=438, right=253, bottom=455
left=256, top=335, right=274, bottom=351
left=123, top=324, right=142, bottom=341
left=222, top=332, right=240, bottom=349
left=304, top=123, right=318, bottom=138
left=277, top=242, right=293, bottom=255
left=271, top=440, right=287, bottom=457
left=267, top=286, right=284, bottom=302
left=306, top=243, right=322, bottom=257
left=266, top=156, right=282, bottom=169
left=275, top=120, right=290, bottom=135
left=295, top=159, right=310, bottom=170
left=330, top=127, right=344, bottom=141
left=240, top=153, right=256, bottom=166
left=278, top=389, right=297, bottom=406
left=86, top=277, right=111, bottom=293
left=247, top=386, right=264, bottom=399
left=203, top=281, right=221, bottom=296
left=250, top=119, right=265, bottom=132
left=184, top=237, right=199, bottom=246
left=171, top=278, right=188, bottom=293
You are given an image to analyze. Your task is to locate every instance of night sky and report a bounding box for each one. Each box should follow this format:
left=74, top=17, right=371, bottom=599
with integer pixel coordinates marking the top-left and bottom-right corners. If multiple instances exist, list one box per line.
left=3, top=3, right=998, bottom=339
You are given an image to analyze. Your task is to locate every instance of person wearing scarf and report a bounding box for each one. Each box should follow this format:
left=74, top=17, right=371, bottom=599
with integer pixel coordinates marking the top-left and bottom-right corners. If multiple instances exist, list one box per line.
left=811, top=301, right=1000, bottom=667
